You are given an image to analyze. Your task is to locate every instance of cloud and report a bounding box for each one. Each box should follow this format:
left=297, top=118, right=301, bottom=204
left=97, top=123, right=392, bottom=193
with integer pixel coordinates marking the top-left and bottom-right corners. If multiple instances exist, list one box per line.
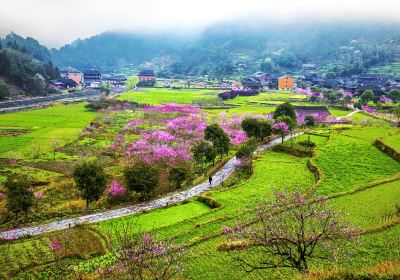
left=0, top=0, right=399, bottom=47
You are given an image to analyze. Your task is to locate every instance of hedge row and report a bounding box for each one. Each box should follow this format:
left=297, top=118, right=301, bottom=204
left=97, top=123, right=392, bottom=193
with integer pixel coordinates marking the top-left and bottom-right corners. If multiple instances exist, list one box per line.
left=197, top=195, right=222, bottom=209
left=272, top=144, right=314, bottom=157
left=374, top=138, right=400, bottom=162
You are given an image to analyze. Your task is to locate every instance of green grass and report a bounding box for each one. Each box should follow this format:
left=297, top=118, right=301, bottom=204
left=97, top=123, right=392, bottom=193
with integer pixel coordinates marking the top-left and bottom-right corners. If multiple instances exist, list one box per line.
left=0, top=226, right=108, bottom=279
left=329, top=109, right=352, bottom=117
left=332, top=180, right=400, bottom=228
left=100, top=201, right=211, bottom=235
left=315, top=130, right=400, bottom=194
left=118, top=88, right=220, bottom=105
left=0, top=103, right=96, bottom=158
left=225, top=91, right=307, bottom=106
left=204, top=105, right=276, bottom=115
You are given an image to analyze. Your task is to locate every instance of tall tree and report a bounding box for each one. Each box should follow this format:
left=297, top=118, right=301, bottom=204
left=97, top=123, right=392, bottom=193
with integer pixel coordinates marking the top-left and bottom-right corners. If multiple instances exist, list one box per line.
left=360, top=90, right=374, bottom=104
left=124, top=164, right=159, bottom=199
left=204, top=124, right=230, bottom=159
left=0, top=78, right=9, bottom=100
left=169, top=167, right=190, bottom=189
left=241, top=118, right=272, bottom=141
left=388, top=89, right=400, bottom=104
left=73, top=160, right=107, bottom=208
left=273, top=102, right=296, bottom=121
left=125, top=75, right=139, bottom=90
left=5, top=177, right=34, bottom=218
left=192, top=140, right=217, bottom=172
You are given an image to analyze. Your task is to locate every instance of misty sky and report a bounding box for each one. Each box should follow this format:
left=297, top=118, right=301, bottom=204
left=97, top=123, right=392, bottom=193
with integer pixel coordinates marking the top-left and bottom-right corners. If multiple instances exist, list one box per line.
left=1, top=0, right=399, bottom=48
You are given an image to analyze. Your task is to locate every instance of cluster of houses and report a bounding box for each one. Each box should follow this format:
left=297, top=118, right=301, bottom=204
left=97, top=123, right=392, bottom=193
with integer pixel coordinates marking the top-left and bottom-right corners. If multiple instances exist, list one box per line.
left=302, top=73, right=400, bottom=95
left=242, top=71, right=400, bottom=95
left=242, top=73, right=295, bottom=90
left=49, top=68, right=159, bottom=91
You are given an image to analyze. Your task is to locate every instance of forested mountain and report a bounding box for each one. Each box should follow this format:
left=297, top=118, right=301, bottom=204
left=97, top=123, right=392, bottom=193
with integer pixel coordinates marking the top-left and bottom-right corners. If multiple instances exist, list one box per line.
left=0, top=33, right=60, bottom=99
left=1, top=32, right=51, bottom=62
left=50, top=22, right=400, bottom=76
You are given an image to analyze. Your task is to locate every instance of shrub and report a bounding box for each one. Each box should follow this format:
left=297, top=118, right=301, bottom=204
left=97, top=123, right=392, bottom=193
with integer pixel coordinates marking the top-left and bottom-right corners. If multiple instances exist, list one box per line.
left=236, top=138, right=257, bottom=159
left=197, top=195, right=222, bottom=209
left=298, top=137, right=316, bottom=148
left=305, top=115, right=316, bottom=127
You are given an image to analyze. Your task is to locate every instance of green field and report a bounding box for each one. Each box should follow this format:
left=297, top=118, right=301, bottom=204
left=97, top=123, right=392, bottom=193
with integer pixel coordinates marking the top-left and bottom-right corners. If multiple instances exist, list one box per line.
left=117, top=88, right=221, bottom=104
left=315, top=131, right=400, bottom=194
left=0, top=103, right=96, bottom=158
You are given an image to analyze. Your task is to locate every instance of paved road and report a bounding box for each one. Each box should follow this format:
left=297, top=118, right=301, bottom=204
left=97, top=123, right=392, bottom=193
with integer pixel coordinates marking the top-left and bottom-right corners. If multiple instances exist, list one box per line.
left=0, top=133, right=303, bottom=240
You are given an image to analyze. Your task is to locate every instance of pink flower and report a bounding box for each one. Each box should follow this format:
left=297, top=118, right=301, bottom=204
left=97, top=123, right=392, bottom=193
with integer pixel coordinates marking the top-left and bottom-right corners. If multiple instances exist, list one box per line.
left=49, top=240, right=62, bottom=251
left=34, top=192, right=46, bottom=199
left=104, top=180, right=126, bottom=196
left=272, top=121, right=289, bottom=133
left=143, top=233, right=152, bottom=243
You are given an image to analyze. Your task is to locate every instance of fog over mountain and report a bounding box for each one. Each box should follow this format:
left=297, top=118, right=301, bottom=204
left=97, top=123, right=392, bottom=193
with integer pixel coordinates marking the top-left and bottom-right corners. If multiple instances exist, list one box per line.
left=1, top=0, right=400, bottom=47
left=48, top=21, right=400, bottom=76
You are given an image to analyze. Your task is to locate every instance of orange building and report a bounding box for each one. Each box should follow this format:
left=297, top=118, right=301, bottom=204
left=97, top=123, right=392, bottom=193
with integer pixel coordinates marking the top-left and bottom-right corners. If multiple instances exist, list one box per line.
left=278, top=75, right=295, bottom=90
left=67, top=72, right=83, bottom=86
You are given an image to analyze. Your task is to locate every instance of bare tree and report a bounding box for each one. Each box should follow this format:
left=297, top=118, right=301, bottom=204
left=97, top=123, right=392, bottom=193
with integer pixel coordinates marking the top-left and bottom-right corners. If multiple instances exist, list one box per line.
left=50, top=138, right=61, bottom=160
left=31, top=141, right=41, bottom=160
left=223, top=190, right=359, bottom=274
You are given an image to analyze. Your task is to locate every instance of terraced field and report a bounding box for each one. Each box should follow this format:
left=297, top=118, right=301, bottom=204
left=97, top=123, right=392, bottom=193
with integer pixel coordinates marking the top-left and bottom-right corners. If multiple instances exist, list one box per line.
left=0, top=103, right=96, bottom=158
left=0, top=90, right=399, bottom=279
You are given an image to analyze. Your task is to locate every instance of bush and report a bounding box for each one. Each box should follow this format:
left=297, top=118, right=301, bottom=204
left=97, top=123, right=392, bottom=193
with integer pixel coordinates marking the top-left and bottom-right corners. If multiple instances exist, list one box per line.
left=197, top=195, right=222, bottom=209
left=236, top=138, right=257, bottom=159
left=305, top=115, right=315, bottom=127
left=298, top=138, right=316, bottom=148
left=84, top=99, right=139, bottom=111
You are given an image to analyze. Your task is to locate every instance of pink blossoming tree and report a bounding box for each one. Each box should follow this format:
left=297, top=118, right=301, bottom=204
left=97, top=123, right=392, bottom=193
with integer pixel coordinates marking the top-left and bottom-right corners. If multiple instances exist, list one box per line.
left=104, top=180, right=126, bottom=197
left=109, top=225, right=185, bottom=279
left=272, top=121, right=289, bottom=142
left=223, top=190, right=360, bottom=273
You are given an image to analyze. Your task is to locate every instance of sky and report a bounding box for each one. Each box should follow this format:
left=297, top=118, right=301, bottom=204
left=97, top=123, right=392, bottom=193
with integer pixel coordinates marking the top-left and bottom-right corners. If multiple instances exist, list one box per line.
left=0, top=0, right=399, bottom=48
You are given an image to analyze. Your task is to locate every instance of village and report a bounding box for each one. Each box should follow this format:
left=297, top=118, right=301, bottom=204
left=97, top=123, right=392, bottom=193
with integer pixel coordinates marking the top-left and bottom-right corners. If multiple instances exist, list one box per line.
left=1, top=1, right=400, bottom=279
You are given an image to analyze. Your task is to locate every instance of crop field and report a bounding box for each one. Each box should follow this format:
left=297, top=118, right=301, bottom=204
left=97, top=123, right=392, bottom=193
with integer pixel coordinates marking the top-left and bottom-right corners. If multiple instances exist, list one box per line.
left=315, top=131, right=400, bottom=194
left=369, top=61, right=400, bottom=74
left=0, top=226, right=108, bottom=278
left=0, top=103, right=96, bottom=158
left=225, top=90, right=307, bottom=106
left=117, top=88, right=221, bottom=104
